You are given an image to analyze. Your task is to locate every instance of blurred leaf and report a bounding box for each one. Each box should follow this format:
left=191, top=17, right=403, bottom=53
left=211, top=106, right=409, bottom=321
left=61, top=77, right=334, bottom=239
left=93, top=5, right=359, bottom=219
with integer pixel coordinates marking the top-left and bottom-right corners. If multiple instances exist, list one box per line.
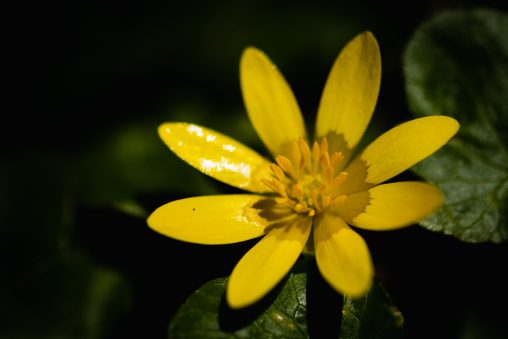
left=0, top=253, right=130, bottom=339
left=404, top=8, right=508, bottom=242
left=169, top=265, right=402, bottom=338
left=0, top=154, right=72, bottom=276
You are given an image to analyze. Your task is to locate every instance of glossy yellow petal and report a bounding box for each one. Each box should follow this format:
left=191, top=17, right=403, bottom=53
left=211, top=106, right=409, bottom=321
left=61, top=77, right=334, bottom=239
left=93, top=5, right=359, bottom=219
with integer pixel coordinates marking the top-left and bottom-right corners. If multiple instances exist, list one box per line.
left=147, top=195, right=269, bottom=244
left=158, top=123, right=272, bottom=193
left=342, top=116, right=459, bottom=192
left=315, top=32, right=381, bottom=157
left=314, top=213, right=373, bottom=297
left=240, top=47, right=307, bottom=157
left=335, top=182, right=443, bottom=230
left=226, top=217, right=312, bottom=308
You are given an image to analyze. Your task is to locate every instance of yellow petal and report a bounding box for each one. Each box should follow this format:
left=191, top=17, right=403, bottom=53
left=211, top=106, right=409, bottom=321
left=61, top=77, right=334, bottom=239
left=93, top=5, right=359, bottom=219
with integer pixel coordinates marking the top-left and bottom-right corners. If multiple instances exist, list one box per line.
left=240, top=47, right=307, bottom=157
left=147, top=195, right=270, bottom=244
left=342, top=116, right=459, bottom=192
left=158, top=123, right=272, bottom=193
left=335, top=182, right=443, bottom=230
left=315, top=31, right=381, bottom=158
left=314, top=213, right=373, bottom=297
left=226, top=217, right=312, bottom=308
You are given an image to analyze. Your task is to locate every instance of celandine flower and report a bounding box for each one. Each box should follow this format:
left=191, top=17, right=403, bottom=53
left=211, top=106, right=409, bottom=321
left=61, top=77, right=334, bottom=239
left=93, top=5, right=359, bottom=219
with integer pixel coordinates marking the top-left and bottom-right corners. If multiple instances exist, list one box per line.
left=148, top=32, right=459, bottom=309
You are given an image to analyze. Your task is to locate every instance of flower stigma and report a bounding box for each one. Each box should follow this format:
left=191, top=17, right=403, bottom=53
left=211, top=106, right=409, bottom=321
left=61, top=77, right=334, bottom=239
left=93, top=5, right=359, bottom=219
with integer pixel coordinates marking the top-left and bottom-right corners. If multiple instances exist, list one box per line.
left=261, top=137, right=348, bottom=217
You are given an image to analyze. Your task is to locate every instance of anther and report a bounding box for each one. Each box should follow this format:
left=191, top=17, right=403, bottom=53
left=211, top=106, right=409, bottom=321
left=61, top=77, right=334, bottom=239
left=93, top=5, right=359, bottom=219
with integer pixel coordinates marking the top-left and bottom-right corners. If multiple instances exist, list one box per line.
left=330, top=152, right=344, bottom=168
left=262, top=136, right=349, bottom=216
left=320, top=137, right=328, bottom=154
left=330, top=194, right=347, bottom=206
left=275, top=155, right=293, bottom=177
left=291, top=184, right=305, bottom=203
left=261, top=178, right=287, bottom=197
left=312, top=142, right=320, bottom=163
left=331, top=172, right=348, bottom=189
left=290, top=142, right=301, bottom=178
left=270, top=164, right=286, bottom=182
left=298, top=138, right=311, bottom=170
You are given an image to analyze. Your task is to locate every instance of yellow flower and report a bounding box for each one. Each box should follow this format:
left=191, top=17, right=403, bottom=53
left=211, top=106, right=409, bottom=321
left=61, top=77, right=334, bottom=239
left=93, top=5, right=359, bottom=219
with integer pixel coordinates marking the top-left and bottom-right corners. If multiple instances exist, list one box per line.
left=148, top=32, right=459, bottom=309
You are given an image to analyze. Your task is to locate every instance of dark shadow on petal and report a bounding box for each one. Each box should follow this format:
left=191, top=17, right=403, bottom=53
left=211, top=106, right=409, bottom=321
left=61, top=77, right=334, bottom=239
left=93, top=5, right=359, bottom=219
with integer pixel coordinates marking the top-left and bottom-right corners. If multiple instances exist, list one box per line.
left=305, top=257, right=343, bottom=339
left=329, top=189, right=371, bottom=224
left=341, top=157, right=371, bottom=195
left=321, top=131, right=353, bottom=169
left=252, top=198, right=294, bottom=221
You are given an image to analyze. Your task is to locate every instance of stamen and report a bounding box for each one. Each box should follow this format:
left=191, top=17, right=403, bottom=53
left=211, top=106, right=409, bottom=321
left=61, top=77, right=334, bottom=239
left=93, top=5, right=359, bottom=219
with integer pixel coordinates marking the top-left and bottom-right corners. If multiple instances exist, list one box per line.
left=261, top=137, right=349, bottom=216
left=298, top=138, right=311, bottom=170
left=324, top=165, right=334, bottom=184
left=310, top=188, right=320, bottom=211
left=270, top=164, right=286, bottom=182
left=261, top=178, right=287, bottom=197
left=290, top=141, right=301, bottom=178
left=319, top=152, right=330, bottom=169
left=291, top=184, right=305, bottom=203
left=275, top=197, right=290, bottom=205
left=331, top=172, right=348, bottom=189
left=330, top=152, right=344, bottom=168
left=330, top=194, right=347, bottom=205
left=321, top=195, right=331, bottom=210
left=320, top=137, right=328, bottom=154
left=275, top=155, right=293, bottom=176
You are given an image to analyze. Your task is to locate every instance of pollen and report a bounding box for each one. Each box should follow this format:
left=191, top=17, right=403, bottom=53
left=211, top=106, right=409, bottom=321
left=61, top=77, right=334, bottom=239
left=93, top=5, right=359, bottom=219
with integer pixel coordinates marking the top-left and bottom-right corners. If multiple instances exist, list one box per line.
left=262, top=137, right=348, bottom=216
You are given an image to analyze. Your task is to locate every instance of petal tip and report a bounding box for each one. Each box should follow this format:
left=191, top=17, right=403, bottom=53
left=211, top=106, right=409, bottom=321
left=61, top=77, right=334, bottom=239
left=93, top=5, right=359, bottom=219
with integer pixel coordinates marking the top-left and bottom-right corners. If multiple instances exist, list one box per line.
left=447, top=116, right=460, bottom=135
left=241, top=46, right=267, bottom=66
left=355, top=30, right=380, bottom=51
left=226, top=279, right=255, bottom=309
left=360, top=30, right=377, bottom=41
left=157, top=122, right=174, bottom=137
left=429, top=115, right=461, bottom=139
left=344, top=279, right=373, bottom=299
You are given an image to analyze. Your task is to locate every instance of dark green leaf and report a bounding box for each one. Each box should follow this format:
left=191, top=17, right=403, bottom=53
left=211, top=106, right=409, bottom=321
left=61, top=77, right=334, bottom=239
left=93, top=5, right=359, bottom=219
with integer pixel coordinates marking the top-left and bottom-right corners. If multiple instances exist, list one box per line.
left=404, top=8, right=508, bottom=242
left=0, top=253, right=130, bottom=339
left=340, top=283, right=404, bottom=339
left=169, top=263, right=402, bottom=338
left=169, top=274, right=307, bottom=338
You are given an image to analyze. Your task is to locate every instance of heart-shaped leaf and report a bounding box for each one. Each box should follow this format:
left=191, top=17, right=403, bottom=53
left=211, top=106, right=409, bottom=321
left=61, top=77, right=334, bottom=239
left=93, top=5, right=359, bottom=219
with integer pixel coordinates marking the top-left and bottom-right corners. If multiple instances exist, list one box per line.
left=404, top=8, right=508, bottom=242
left=169, top=261, right=403, bottom=338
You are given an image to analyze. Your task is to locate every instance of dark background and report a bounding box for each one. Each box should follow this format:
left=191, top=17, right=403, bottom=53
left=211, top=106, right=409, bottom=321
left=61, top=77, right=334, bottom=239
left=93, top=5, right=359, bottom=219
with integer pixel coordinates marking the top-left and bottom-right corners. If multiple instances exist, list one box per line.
left=3, top=1, right=508, bottom=338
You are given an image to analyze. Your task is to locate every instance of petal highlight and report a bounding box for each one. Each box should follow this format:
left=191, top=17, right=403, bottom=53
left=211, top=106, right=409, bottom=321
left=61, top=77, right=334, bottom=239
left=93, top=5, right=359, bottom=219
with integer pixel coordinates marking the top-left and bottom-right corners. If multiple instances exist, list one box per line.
left=315, top=31, right=381, bottom=158
left=147, top=195, right=269, bottom=244
left=337, top=182, right=443, bottom=230
left=314, top=213, right=373, bottom=297
left=344, top=116, right=459, bottom=191
left=240, top=47, right=307, bottom=157
left=226, top=217, right=312, bottom=308
left=158, top=123, right=272, bottom=193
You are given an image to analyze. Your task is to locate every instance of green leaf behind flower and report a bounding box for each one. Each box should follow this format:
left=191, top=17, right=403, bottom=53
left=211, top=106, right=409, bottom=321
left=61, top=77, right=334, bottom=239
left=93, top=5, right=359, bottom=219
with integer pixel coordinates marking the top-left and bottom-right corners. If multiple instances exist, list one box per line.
left=404, top=8, right=508, bottom=242
left=168, top=261, right=403, bottom=338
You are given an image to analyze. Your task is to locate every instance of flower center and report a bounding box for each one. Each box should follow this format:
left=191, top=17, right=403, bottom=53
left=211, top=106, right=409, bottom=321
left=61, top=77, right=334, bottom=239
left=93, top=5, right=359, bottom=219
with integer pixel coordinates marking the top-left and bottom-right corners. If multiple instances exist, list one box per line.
left=261, top=137, right=348, bottom=216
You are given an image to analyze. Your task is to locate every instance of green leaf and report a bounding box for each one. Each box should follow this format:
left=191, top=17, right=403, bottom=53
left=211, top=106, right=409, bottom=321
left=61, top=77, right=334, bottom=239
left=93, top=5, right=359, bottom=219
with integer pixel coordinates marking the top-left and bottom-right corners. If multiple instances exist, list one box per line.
left=404, top=8, right=508, bottom=242
left=168, top=261, right=402, bottom=338
left=0, top=253, right=130, bottom=339
left=340, top=283, right=404, bottom=339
